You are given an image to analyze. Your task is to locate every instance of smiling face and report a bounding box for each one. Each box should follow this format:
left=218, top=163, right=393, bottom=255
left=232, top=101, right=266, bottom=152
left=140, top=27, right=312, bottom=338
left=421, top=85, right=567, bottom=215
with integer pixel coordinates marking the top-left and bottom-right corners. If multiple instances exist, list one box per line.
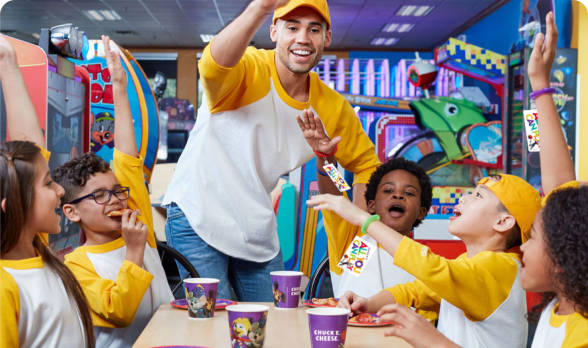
left=520, top=209, right=555, bottom=292
left=270, top=6, right=331, bottom=75
left=27, top=154, right=65, bottom=235
left=63, top=171, right=127, bottom=238
left=367, top=169, right=427, bottom=236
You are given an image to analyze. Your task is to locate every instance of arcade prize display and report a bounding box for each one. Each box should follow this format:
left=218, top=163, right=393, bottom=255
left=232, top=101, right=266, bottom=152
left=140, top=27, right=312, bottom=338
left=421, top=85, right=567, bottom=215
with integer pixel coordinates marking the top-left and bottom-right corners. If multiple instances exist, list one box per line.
left=502, top=48, right=577, bottom=188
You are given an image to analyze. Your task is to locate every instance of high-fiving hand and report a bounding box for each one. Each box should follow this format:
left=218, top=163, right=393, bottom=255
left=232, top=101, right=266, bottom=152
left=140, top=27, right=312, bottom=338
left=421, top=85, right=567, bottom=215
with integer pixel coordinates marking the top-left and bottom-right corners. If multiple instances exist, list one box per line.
left=296, top=109, right=342, bottom=155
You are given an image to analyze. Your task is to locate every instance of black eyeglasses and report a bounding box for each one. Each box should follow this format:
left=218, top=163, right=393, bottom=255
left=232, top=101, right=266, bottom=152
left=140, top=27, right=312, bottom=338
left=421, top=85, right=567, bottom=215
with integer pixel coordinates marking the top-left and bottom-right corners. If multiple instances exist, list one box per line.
left=69, top=187, right=131, bottom=205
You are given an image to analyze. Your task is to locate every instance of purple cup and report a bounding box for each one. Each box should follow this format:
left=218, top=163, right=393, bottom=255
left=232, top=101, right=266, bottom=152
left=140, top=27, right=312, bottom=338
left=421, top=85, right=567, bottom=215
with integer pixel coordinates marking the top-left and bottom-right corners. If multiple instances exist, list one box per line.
left=307, top=308, right=351, bottom=348
left=270, top=271, right=303, bottom=309
left=226, top=304, right=269, bottom=348
left=183, top=278, right=219, bottom=319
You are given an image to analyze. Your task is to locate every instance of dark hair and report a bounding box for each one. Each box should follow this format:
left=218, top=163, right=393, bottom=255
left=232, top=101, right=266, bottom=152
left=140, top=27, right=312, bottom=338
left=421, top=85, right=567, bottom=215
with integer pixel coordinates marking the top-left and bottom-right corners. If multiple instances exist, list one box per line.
left=528, top=187, right=588, bottom=322
left=0, top=141, right=95, bottom=347
left=53, top=151, right=111, bottom=205
left=488, top=175, right=522, bottom=250
left=364, top=157, right=432, bottom=228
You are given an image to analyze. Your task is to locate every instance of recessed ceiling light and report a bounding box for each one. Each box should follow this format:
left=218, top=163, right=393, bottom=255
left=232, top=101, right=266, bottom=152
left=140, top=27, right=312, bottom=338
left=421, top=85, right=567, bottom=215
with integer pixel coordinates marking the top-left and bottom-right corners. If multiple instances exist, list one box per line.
left=398, top=24, right=415, bottom=33
left=200, top=34, right=215, bottom=43
left=370, top=37, right=398, bottom=46
left=396, top=5, right=434, bottom=17
left=382, top=23, right=399, bottom=33
left=81, top=10, right=121, bottom=21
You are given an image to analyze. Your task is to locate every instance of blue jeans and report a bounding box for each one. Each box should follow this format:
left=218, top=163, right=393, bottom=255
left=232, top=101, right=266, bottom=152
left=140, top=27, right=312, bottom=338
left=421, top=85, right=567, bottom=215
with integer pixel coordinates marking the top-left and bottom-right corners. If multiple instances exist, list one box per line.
left=164, top=202, right=284, bottom=302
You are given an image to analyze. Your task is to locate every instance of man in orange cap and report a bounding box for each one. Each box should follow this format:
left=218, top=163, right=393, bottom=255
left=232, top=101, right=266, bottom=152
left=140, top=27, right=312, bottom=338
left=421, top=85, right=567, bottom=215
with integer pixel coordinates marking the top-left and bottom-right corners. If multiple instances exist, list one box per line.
left=163, top=0, right=380, bottom=302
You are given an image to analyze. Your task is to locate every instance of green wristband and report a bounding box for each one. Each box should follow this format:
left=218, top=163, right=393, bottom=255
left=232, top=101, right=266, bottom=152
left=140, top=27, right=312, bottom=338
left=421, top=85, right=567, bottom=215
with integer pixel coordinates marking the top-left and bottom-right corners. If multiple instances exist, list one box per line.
left=361, top=214, right=380, bottom=234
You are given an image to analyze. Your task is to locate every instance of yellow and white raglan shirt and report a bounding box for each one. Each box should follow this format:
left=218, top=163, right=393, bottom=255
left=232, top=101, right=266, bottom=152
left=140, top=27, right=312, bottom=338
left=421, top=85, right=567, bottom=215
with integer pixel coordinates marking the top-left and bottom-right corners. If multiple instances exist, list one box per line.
left=386, top=237, right=528, bottom=348
left=162, top=43, right=380, bottom=262
left=1, top=149, right=87, bottom=348
left=530, top=298, right=588, bottom=348
left=64, top=148, right=173, bottom=348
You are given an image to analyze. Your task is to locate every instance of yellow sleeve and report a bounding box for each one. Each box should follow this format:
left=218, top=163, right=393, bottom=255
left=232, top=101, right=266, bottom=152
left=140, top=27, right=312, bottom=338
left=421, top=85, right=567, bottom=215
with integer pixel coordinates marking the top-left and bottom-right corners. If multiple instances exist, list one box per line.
left=1, top=270, right=20, bottom=348
left=112, top=148, right=156, bottom=248
left=392, top=237, right=520, bottom=321
left=542, top=180, right=579, bottom=206
left=322, top=207, right=361, bottom=276
left=199, top=43, right=271, bottom=114
left=64, top=252, right=154, bottom=328
left=386, top=279, right=442, bottom=313
left=562, top=314, right=588, bottom=348
left=312, top=87, right=380, bottom=186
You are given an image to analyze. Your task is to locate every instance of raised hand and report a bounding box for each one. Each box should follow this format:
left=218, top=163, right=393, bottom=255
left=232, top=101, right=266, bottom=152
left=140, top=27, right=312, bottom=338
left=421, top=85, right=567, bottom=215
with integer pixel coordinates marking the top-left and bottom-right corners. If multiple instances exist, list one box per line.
left=528, top=12, right=558, bottom=91
left=121, top=209, right=148, bottom=267
left=338, top=291, right=370, bottom=316
left=296, top=109, right=342, bottom=155
left=257, top=0, right=290, bottom=12
left=101, top=35, right=127, bottom=87
left=377, top=304, right=459, bottom=348
left=0, top=34, right=17, bottom=67
left=307, top=194, right=371, bottom=226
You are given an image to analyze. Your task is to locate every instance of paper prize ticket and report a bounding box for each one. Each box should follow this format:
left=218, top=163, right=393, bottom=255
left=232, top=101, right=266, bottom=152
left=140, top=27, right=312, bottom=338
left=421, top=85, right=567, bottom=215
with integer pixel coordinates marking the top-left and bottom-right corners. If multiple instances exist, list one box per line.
left=523, top=109, right=540, bottom=152
left=337, top=236, right=376, bottom=277
left=323, top=163, right=351, bottom=192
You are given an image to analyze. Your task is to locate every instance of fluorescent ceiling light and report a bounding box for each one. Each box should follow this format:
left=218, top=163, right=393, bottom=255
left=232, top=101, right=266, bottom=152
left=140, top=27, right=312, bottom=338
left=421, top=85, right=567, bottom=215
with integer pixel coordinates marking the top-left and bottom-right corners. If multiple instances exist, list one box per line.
left=371, top=38, right=398, bottom=46
left=398, top=23, right=415, bottom=33
left=100, top=10, right=121, bottom=21
left=396, top=5, right=434, bottom=17
left=82, top=10, right=121, bottom=21
left=200, top=34, right=215, bottom=43
left=82, top=10, right=104, bottom=21
left=382, top=23, right=399, bottom=33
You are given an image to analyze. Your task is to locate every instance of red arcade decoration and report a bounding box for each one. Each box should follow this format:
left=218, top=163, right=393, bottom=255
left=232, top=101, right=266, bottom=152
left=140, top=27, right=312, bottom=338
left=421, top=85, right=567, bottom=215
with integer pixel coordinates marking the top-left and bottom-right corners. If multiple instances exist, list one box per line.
left=407, top=52, right=438, bottom=98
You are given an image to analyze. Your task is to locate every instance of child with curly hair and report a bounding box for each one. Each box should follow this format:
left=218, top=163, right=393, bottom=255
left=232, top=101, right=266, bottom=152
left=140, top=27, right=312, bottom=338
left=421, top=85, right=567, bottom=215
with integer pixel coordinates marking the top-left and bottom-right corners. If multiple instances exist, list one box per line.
left=370, top=12, right=588, bottom=348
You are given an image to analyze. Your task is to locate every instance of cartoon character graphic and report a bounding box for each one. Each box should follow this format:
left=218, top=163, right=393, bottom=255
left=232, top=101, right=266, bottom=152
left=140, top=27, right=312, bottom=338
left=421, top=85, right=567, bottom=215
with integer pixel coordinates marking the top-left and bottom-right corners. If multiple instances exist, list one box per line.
left=187, top=284, right=208, bottom=318
left=338, top=254, right=350, bottom=268
left=90, top=112, right=115, bottom=152
left=231, top=317, right=252, bottom=348
left=248, top=322, right=265, bottom=348
left=272, top=281, right=286, bottom=308
left=203, top=289, right=216, bottom=317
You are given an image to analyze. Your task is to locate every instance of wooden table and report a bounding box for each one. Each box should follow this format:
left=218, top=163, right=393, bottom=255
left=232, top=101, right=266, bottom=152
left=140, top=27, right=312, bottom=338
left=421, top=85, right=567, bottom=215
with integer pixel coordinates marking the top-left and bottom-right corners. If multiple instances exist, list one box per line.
left=134, top=303, right=414, bottom=348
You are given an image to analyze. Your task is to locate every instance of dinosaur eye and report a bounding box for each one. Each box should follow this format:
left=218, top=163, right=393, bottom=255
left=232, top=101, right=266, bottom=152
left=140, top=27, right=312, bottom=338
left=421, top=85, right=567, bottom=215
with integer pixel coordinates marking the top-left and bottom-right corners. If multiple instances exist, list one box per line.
left=444, top=103, right=458, bottom=116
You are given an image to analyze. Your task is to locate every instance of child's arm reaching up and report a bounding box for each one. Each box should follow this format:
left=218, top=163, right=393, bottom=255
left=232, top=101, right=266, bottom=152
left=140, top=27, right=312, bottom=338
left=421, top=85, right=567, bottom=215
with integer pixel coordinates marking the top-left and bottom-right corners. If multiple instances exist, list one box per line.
left=102, top=35, right=139, bottom=158
left=528, top=12, right=575, bottom=193
left=0, top=35, right=45, bottom=147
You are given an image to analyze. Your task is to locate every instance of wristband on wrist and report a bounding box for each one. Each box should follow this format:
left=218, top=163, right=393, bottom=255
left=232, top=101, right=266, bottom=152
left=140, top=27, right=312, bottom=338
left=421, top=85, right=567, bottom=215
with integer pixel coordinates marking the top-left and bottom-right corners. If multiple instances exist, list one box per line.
left=361, top=214, right=380, bottom=234
left=316, top=165, right=328, bottom=176
left=313, top=146, right=338, bottom=158
left=530, top=87, right=556, bottom=100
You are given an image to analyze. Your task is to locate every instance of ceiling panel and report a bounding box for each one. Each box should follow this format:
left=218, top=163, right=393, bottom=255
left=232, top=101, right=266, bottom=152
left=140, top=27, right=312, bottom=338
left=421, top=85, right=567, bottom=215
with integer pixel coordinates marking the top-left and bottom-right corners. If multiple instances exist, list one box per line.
left=1, top=0, right=508, bottom=49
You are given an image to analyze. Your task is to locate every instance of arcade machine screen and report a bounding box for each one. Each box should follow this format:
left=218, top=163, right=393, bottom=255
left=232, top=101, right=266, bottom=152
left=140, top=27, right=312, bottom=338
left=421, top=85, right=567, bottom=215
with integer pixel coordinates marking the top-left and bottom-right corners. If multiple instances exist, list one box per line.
left=505, top=62, right=525, bottom=179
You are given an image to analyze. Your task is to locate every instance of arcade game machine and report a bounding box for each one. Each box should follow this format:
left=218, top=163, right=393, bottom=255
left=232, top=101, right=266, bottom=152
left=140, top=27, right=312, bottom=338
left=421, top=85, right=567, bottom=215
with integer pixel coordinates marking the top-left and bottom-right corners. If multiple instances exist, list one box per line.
left=502, top=48, right=577, bottom=189
left=71, top=39, right=160, bottom=183
left=0, top=25, right=92, bottom=259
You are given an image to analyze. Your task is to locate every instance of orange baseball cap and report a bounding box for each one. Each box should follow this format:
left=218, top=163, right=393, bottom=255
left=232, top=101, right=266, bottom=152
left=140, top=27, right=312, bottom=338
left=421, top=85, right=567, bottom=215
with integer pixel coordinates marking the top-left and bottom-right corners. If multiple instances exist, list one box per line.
left=273, top=0, right=331, bottom=29
left=477, top=175, right=542, bottom=243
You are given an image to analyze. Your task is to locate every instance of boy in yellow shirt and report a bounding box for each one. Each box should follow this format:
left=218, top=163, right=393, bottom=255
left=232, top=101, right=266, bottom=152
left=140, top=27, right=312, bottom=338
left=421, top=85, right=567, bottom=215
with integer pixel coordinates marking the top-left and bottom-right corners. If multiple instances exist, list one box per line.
left=53, top=36, right=173, bottom=348
left=309, top=172, right=541, bottom=347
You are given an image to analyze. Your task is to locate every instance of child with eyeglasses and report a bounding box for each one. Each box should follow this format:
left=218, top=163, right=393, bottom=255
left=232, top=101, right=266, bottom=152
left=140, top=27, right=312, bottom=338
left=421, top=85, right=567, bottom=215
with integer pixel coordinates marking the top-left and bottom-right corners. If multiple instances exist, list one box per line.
left=52, top=36, right=173, bottom=348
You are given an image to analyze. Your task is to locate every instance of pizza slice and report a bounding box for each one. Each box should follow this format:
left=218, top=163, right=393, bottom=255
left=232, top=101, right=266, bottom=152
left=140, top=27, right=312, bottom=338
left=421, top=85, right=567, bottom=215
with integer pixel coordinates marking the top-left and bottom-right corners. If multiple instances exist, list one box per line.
left=311, top=297, right=339, bottom=307
left=105, top=209, right=142, bottom=217
left=349, top=313, right=376, bottom=323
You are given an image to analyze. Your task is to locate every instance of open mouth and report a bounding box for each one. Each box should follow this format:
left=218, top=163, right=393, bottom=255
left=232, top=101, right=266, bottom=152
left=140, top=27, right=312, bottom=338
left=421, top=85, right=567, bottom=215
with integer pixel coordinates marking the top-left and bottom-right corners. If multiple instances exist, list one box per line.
left=388, top=204, right=405, bottom=217
left=450, top=207, right=461, bottom=221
